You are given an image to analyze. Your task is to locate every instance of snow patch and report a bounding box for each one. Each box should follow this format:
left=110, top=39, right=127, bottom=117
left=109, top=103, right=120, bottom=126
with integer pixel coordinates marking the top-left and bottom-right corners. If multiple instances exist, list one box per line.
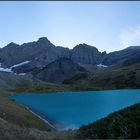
left=0, top=61, right=30, bottom=74
left=0, top=63, right=12, bottom=72
left=11, top=61, right=30, bottom=68
left=97, top=64, right=108, bottom=68
left=14, top=73, right=26, bottom=76
left=0, top=67, right=12, bottom=72
left=18, top=73, right=26, bottom=76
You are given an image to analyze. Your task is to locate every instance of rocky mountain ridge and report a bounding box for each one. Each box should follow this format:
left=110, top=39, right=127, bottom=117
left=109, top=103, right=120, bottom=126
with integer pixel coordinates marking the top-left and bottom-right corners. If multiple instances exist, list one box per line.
left=0, top=37, right=140, bottom=83
left=0, top=37, right=105, bottom=69
left=0, top=37, right=140, bottom=70
left=32, top=58, right=86, bottom=83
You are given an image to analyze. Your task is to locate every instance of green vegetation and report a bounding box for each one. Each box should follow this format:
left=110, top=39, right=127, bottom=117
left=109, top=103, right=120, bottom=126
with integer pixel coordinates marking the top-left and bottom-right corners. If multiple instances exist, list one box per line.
left=63, top=72, right=89, bottom=84
left=13, top=65, right=140, bottom=93
left=0, top=63, right=139, bottom=139
left=15, top=83, right=72, bottom=93
left=0, top=91, right=50, bottom=131
left=76, top=103, right=140, bottom=139
left=63, top=63, right=140, bottom=90
left=0, top=91, right=76, bottom=140
left=0, top=118, right=75, bottom=140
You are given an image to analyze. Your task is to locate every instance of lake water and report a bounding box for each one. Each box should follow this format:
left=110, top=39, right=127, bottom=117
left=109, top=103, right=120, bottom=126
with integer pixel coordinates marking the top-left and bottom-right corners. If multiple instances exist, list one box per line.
left=11, top=89, right=140, bottom=131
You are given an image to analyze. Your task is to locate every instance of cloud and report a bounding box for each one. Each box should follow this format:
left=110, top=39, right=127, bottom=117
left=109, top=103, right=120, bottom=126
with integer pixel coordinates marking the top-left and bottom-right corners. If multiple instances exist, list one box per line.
left=120, top=26, right=140, bottom=47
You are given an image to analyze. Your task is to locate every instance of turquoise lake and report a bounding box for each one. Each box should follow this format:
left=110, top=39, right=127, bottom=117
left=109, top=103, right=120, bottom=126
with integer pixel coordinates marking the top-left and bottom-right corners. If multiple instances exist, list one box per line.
left=11, top=89, right=140, bottom=131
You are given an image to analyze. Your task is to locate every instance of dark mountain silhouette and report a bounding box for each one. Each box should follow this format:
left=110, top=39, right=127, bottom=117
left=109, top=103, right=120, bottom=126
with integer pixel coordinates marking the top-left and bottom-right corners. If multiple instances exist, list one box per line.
left=0, top=37, right=140, bottom=70
left=0, top=37, right=140, bottom=84
left=0, top=37, right=105, bottom=69
left=32, top=58, right=85, bottom=84
left=102, top=46, right=140, bottom=66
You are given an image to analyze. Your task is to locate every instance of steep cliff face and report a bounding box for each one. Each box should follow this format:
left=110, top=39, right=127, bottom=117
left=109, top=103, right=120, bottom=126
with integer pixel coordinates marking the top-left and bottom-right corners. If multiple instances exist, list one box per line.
left=0, top=38, right=105, bottom=73
left=0, top=37, right=139, bottom=86
left=71, top=44, right=105, bottom=65
left=32, top=58, right=85, bottom=84
left=1, top=37, right=139, bottom=76
left=0, top=37, right=71, bottom=69
left=0, top=42, right=21, bottom=67
left=35, top=46, right=71, bottom=67
left=0, top=37, right=55, bottom=67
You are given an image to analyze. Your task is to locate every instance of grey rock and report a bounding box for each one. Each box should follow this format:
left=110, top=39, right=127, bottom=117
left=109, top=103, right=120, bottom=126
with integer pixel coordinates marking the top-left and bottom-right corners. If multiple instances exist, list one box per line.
left=1, top=37, right=139, bottom=77
left=102, top=46, right=140, bottom=66
left=0, top=72, right=44, bottom=90
left=32, top=58, right=86, bottom=84
left=71, top=44, right=103, bottom=65
left=0, top=37, right=71, bottom=69
left=1, top=38, right=103, bottom=74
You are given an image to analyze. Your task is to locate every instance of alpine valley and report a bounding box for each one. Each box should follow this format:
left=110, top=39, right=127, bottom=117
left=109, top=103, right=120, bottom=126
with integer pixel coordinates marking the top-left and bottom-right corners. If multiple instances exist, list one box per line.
left=0, top=37, right=140, bottom=140
left=0, top=37, right=140, bottom=90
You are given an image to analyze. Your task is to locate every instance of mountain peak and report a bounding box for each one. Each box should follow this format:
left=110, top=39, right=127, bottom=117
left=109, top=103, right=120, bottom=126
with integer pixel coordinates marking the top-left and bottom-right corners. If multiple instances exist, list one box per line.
left=75, top=43, right=98, bottom=51
left=37, top=37, right=54, bottom=48
left=5, top=42, right=19, bottom=49
left=71, top=43, right=102, bottom=65
left=38, top=37, right=49, bottom=42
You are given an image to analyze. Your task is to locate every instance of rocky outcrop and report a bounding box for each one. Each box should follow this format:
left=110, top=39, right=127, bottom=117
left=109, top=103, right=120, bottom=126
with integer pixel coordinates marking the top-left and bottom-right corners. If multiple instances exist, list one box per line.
left=102, top=46, right=140, bottom=66
left=1, top=37, right=139, bottom=75
left=71, top=44, right=104, bottom=65
left=32, top=58, right=86, bottom=84
left=0, top=37, right=54, bottom=67
left=0, top=37, right=70, bottom=68
left=0, top=38, right=106, bottom=69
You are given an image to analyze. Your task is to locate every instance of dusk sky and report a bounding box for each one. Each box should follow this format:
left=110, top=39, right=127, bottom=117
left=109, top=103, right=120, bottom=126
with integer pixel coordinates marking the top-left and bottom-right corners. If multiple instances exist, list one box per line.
left=0, top=2, right=140, bottom=52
